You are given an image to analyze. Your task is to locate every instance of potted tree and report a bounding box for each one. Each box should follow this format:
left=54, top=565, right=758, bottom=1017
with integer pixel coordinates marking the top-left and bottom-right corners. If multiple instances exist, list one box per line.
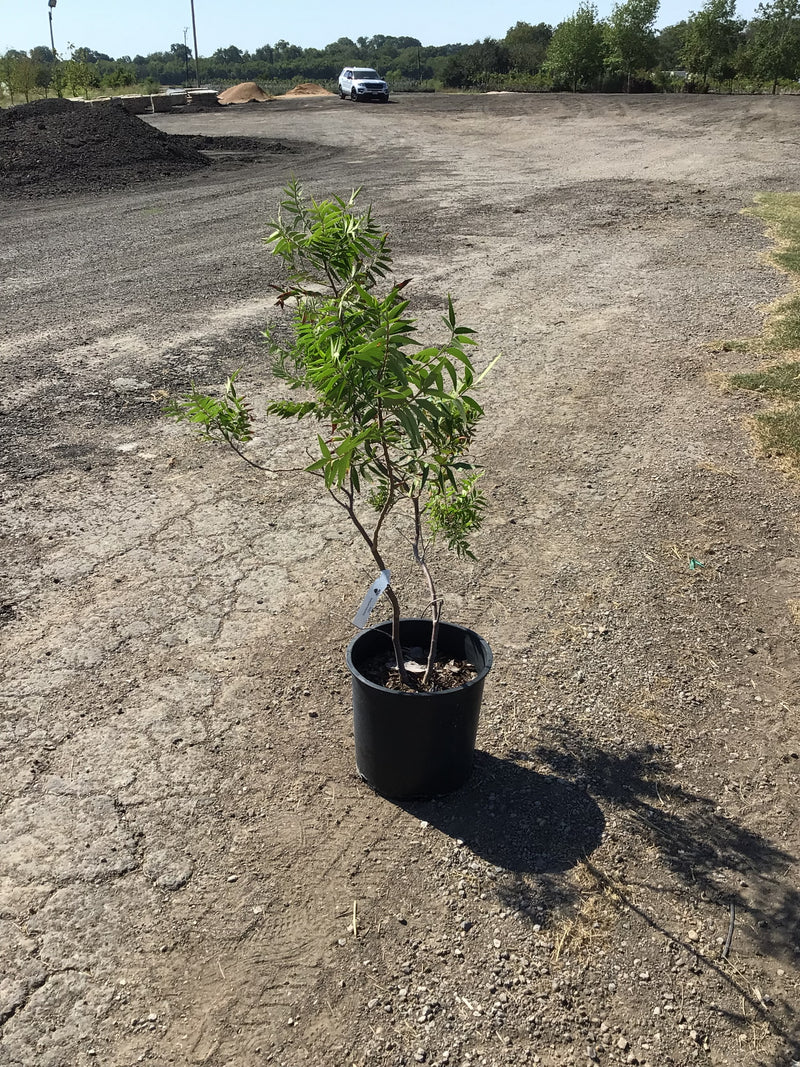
left=168, top=180, right=497, bottom=798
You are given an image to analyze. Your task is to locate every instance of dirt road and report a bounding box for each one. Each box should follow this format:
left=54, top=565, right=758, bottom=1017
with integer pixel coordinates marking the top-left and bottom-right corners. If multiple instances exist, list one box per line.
left=1, top=93, right=798, bottom=1067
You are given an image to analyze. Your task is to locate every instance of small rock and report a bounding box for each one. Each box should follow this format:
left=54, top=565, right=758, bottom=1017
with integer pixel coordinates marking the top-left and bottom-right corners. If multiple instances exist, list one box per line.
left=111, top=377, right=152, bottom=392
left=617, top=1037, right=630, bottom=1051
left=687, top=930, right=699, bottom=942
left=142, top=850, right=194, bottom=891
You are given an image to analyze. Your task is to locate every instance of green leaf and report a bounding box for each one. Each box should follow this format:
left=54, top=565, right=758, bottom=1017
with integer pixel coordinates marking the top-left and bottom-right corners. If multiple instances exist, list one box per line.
left=317, top=434, right=332, bottom=461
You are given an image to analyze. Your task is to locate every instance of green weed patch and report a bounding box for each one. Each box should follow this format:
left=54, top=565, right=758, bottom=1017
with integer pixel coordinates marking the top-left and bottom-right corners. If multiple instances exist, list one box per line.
left=731, top=360, right=800, bottom=400
left=731, top=194, right=800, bottom=467
left=751, top=407, right=800, bottom=469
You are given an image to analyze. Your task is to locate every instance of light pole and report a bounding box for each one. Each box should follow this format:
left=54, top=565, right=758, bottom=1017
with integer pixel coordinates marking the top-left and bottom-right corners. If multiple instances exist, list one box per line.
left=48, top=0, right=57, bottom=60
left=183, top=26, right=190, bottom=87
left=189, top=0, right=200, bottom=88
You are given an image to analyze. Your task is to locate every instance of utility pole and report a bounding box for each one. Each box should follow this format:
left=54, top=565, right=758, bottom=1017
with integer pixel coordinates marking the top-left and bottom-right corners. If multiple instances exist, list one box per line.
left=48, top=0, right=57, bottom=60
left=190, top=0, right=200, bottom=87
left=183, top=26, right=190, bottom=87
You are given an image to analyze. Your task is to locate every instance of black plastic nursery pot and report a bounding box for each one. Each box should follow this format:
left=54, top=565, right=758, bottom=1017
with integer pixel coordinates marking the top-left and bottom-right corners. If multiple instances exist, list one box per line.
left=346, top=618, right=493, bottom=800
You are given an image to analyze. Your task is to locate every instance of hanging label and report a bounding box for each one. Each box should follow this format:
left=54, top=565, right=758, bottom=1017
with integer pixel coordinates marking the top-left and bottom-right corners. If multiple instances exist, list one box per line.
left=352, top=570, right=391, bottom=629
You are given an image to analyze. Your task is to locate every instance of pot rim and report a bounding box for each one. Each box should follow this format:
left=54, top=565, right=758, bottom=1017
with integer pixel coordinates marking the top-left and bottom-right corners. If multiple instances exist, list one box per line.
left=346, top=617, right=493, bottom=697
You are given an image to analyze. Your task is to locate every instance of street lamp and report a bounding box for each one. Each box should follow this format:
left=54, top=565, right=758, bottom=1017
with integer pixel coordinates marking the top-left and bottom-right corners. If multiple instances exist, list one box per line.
left=48, top=0, right=57, bottom=60
left=183, top=26, right=190, bottom=87
left=189, top=0, right=200, bottom=87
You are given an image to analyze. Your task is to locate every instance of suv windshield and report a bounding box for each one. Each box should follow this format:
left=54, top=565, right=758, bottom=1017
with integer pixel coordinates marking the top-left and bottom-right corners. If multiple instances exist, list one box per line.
left=353, top=70, right=379, bottom=79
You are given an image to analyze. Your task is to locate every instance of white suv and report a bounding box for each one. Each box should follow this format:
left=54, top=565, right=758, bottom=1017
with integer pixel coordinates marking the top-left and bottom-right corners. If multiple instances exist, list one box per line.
left=338, top=67, right=389, bottom=103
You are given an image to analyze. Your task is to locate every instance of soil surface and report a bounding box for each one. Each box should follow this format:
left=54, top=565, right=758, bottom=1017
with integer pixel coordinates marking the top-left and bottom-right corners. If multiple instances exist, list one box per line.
left=1, top=93, right=799, bottom=1067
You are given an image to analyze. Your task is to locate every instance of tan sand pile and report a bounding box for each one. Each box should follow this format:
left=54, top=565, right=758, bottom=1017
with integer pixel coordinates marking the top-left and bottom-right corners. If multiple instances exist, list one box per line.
left=281, top=82, right=334, bottom=97
left=218, top=82, right=272, bottom=104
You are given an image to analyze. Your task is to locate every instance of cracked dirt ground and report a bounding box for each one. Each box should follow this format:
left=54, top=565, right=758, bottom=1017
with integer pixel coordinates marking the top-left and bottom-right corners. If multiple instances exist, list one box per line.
left=1, top=94, right=799, bottom=1066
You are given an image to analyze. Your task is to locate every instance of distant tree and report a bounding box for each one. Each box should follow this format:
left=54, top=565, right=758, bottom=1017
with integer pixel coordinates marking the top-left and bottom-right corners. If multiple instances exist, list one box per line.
left=442, top=38, right=511, bottom=88
left=103, top=65, right=136, bottom=89
left=326, top=37, right=358, bottom=56
left=656, top=21, right=689, bottom=67
left=79, top=49, right=112, bottom=63
left=503, top=21, right=554, bottom=72
left=747, top=0, right=800, bottom=91
left=682, top=0, right=745, bottom=87
left=546, top=3, right=606, bottom=90
left=273, top=39, right=302, bottom=59
left=212, top=44, right=244, bottom=66
left=15, top=54, right=39, bottom=101
left=1, top=49, right=25, bottom=103
left=34, top=61, right=53, bottom=97
left=605, top=0, right=660, bottom=88
left=64, top=44, right=97, bottom=98
left=30, top=45, right=55, bottom=65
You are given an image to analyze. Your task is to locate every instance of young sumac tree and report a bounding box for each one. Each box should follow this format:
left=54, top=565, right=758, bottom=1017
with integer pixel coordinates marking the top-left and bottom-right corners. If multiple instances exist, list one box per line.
left=168, top=182, right=497, bottom=688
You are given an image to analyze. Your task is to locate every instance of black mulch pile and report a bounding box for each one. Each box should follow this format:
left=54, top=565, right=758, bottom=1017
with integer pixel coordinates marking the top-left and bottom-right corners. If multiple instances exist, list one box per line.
left=0, top=97, right=269, bottom=200
left=171, top=133, right=291, bottom=155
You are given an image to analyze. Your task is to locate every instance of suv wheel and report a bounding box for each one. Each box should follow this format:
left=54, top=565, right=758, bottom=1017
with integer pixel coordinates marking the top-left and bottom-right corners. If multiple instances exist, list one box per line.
left=351, top=88, right=358, bottom=101
left=339, top=88, right=346, bottom=99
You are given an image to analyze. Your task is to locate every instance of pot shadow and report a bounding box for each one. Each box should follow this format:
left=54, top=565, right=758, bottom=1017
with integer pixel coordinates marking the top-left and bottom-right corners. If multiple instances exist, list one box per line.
left=398, top=750, right=605, bottom=876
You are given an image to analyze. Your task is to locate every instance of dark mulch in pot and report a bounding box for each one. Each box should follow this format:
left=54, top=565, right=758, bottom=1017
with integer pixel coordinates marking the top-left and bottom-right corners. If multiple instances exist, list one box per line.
left=360, top=650, right=478, bottom=691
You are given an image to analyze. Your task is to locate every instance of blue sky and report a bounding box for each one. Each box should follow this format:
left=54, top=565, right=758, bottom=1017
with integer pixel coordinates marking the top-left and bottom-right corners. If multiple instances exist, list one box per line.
left=3, top=0, right=762, bottom=58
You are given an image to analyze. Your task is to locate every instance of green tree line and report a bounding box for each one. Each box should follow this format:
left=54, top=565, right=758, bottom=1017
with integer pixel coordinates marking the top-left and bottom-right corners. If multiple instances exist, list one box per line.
left=2, top=2, right=800, bottom=103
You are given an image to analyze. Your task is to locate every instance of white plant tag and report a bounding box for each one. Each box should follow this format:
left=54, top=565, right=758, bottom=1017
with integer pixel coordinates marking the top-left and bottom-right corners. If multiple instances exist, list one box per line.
left=352, top=570, right=391, bottom=629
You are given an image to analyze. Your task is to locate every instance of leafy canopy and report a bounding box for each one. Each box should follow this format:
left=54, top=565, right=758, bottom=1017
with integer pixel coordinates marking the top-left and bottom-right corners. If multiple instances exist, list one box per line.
left=545, top=3, right=607, bottom=91
left=262, top=179, right=496, bottom=561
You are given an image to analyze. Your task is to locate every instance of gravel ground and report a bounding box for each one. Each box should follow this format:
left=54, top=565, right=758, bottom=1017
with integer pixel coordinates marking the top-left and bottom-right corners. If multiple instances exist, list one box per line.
left=0, top=92, right=798, bottom=1067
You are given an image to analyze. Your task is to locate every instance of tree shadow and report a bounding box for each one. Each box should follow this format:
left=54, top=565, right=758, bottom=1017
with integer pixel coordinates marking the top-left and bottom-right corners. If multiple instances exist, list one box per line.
left=530, top=731, right=800, bottom=1058
left=530, top=736, right=798, bottom=950
left=396, top=750, right=606, bottom=921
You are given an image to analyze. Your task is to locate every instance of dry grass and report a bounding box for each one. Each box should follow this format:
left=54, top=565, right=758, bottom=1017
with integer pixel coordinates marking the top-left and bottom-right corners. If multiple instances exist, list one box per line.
left=730, top=194, right=800, bottom=468
left=550, top=859, right=626, bottom=961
